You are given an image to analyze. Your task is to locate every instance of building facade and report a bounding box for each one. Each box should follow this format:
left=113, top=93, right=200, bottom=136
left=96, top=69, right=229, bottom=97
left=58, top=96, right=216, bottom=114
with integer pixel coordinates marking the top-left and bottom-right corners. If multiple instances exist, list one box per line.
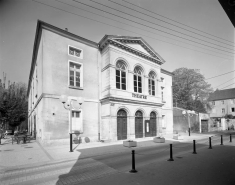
left=27, top=21, right=173, bottom=146
left=208, top=88, right=235, bottom=118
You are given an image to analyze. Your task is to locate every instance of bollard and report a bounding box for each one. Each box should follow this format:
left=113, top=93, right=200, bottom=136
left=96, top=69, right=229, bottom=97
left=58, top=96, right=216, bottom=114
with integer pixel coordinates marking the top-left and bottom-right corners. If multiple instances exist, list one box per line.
left=192, top=140, right=197, bottom=154
left=168, top=144, right=174, bottom=161
left=129, top=150, right=137, bottom=173
left=69, top=133, right=73, bottom=152
left=208, top=137, right=212, bottom=149
left=220, top=135, right=223, bottom=145
left=230, top=134, right=232, bottom=142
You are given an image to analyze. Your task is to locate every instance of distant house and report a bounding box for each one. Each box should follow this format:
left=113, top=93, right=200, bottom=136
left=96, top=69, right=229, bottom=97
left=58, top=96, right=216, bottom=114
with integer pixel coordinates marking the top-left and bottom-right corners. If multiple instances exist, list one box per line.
left=208, top=88, right=235, bottom=118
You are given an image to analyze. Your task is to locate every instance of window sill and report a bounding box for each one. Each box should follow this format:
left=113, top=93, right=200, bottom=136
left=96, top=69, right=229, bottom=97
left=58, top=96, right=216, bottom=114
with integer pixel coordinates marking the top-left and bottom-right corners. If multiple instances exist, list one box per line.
left=69, top=86, right=83, bottom=90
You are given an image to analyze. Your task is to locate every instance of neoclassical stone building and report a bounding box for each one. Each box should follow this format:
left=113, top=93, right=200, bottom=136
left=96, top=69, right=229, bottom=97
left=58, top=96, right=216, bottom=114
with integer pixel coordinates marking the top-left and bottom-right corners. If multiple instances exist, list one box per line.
left=27, top=20, right=173, bottom=146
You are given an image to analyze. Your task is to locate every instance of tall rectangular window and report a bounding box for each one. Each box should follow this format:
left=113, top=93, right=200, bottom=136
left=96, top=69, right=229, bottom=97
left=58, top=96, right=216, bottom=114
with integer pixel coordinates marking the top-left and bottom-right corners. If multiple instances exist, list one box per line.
left=134, top=67, right=142, bottom=93
left=69, top=62, right=83, bottom=88
left=231, top=108, right=235, bottom=112
left=148, top=71, right=156, bottom=96
left=134, top=75, right=142, bottom=93
left=116, top=70, right=126, bottom=90
left=116, top=61, right=126, bottom=90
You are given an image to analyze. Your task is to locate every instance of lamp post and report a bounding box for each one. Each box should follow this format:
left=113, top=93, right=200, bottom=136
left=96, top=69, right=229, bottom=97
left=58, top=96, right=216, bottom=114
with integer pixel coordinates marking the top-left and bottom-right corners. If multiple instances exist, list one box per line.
left=60, top=95, right=84, bottom=152
left=182, top=110, right=195, bottom=136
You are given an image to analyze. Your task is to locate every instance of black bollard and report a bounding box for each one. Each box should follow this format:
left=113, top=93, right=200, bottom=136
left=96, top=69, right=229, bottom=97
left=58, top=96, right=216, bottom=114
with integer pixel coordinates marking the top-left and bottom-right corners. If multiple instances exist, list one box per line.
left=168, top=144, right=174, bottom=161
left=230, top=134, right=232, bottom=142
left=69, top=133, right=73, bottom=152
left=220, top=135, right=223, bottom=145
left=208, top=137, right=212, bottom=149
left=192, top=140, right=197, bottom=154
left=129, top=150, right=137, bottom=173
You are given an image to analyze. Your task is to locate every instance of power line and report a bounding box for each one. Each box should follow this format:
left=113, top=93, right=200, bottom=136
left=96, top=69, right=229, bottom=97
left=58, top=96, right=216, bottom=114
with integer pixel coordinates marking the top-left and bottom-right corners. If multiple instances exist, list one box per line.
left=55, top=0, right=233, bottom=60
left=220, top=82, right=235, bottom=90
left=122, top=0, right=234, bottom=45
left=86, top=0, right=235, bottom=54
left=32, top=0, right=234, bottom=61
left=206, top=70, right=235, bottom=80
left=214, top=77, right=235, bottom=89
left=108, top=0, right=234, bottom=48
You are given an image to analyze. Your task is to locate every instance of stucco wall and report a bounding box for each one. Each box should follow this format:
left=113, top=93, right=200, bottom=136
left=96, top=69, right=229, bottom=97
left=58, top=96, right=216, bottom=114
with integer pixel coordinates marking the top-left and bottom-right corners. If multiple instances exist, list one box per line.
left=210, top=99, right=235, bottom=117
left=30, top=30, right=100, bottom=145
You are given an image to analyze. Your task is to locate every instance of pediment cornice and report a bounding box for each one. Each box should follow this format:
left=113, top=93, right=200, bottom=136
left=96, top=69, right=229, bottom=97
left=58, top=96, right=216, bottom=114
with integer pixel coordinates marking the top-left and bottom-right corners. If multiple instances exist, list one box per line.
left=99, top=36, right=165, bottom=65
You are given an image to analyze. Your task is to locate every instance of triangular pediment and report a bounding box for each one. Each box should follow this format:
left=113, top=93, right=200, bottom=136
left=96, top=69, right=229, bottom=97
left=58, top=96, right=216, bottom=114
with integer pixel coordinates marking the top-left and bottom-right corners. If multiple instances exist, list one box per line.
left=125, top=43, right=150, bottom=55
left=113, top=38, right=158, bottom=58
left=99, top=35, right=166, bottom=65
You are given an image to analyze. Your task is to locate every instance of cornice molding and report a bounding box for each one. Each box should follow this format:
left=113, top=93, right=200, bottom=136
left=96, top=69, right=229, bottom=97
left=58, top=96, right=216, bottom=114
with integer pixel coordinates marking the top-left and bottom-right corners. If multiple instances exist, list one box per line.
left=99, top=39, right=164, bottom=65
left=100, top=96, right=164, bottom=107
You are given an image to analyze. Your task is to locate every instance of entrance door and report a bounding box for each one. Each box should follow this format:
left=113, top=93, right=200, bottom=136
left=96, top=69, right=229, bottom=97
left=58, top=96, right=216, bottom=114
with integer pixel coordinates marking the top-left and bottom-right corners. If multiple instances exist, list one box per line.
left=117, top=109, right=127, bottom=140
left=135, top=111, right=143, bottom=138
left=201, top=120, right=208, bottom=133
left=149, top=112, right=157, bottom=136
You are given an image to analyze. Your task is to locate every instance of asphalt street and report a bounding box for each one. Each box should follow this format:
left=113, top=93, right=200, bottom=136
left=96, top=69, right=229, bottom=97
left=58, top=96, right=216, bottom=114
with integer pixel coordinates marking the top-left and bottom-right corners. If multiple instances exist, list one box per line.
left=0, top=132, right=234, bottom=185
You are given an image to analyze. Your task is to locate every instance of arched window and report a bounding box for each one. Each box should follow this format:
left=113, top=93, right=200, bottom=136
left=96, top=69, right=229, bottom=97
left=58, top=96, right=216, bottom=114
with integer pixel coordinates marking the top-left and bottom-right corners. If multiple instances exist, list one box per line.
left=148, top=71, right=156, bottom=96
left=134, top=66, right=143, bottom=93
left=117, top=109, right=127, bottom=117
left=135, top=110, right=143, bottom=117
left=150, top=111, right=156, bottom=118
left=116, top=60, right=126, bottom=90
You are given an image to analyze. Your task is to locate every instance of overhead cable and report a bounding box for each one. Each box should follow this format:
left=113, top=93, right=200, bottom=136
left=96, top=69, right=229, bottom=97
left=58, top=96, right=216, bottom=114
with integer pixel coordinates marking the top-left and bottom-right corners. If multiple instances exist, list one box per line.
left=55, top=0, right=233, bottom=59
left=206, top=70, right=235, bottom=80
left=108, top=0, right=234, bottom=48
left=86, top=0, right=235, bottom=54
left=214, top=77, right=235, bottom=88
left=220, top=82, right=235, bottom=90
left=122, top=0, right=234, bottom=45
left=32, top=0, right=234, bottom=61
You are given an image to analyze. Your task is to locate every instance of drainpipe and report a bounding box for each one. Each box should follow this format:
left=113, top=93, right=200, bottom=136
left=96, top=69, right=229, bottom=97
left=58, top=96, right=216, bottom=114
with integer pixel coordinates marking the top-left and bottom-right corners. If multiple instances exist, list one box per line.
left=97, top=48, right=101, bottom=141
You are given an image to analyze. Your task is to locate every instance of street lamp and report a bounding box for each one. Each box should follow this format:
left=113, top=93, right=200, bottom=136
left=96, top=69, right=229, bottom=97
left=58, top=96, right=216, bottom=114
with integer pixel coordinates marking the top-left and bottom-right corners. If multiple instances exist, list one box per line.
left=60, top=95, right=84, bottom=152
left=182, top=110, right=195, bottom=136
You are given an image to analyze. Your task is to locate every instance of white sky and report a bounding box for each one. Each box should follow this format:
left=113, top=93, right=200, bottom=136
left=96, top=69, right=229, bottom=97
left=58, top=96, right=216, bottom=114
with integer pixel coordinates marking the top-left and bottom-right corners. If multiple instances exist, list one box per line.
left=0, top=0, right=234, bottom=90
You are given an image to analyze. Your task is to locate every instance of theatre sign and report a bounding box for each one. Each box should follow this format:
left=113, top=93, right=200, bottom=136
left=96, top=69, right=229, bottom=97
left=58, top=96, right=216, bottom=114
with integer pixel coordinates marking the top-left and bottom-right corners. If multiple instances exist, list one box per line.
left=132, top=93, right=147, bottom=99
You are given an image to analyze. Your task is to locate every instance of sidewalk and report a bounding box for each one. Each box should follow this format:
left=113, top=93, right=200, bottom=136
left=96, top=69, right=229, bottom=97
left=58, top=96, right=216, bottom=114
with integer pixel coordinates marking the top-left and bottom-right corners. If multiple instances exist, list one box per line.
left=0, top=132, right=218, bottom=172
left=0, top=131, right=234, bottom=185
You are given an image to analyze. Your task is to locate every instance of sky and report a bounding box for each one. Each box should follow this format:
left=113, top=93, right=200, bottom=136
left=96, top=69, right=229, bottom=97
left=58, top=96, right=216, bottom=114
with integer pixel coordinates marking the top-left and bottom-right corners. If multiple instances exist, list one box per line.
left=0, top=0, right=234, bottom=90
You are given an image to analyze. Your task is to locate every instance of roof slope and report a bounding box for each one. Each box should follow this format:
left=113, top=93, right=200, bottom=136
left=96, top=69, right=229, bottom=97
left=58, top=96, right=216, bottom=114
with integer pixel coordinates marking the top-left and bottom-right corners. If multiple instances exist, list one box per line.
left=208, top=88, right=235, bottom=101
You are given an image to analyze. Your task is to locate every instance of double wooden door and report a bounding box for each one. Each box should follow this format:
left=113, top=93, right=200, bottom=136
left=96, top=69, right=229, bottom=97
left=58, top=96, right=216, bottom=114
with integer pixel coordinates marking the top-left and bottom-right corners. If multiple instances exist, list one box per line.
left=117, top=110, right=127, bottom=140
left=135, top=111, right=143, bottom=138
left=145, top=118, right=156, bottom=137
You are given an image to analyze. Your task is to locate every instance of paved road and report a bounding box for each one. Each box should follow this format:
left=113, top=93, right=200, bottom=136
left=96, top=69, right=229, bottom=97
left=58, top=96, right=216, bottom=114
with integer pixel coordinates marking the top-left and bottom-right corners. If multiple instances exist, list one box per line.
left=1, top=133, right=234, bottom=185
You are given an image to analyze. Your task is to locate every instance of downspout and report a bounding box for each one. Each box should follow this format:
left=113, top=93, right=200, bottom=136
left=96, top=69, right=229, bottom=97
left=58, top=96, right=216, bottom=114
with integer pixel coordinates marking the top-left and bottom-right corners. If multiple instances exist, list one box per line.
left=97, top=45, right=101, bottom=141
